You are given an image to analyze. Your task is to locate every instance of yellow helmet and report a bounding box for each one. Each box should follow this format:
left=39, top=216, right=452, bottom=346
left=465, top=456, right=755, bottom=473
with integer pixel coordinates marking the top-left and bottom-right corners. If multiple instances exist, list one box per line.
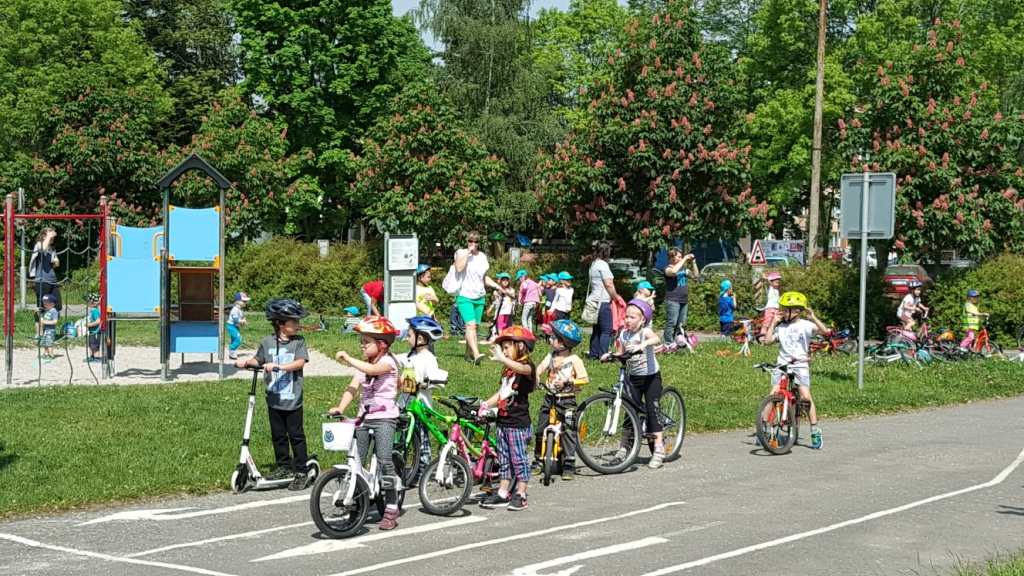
left=779, top=292, right=808, bottom=308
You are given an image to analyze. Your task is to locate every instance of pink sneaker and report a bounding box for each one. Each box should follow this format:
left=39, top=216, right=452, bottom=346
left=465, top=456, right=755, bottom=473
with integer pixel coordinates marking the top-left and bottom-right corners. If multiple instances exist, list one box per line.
left=379, top=507, right=399, bottom=530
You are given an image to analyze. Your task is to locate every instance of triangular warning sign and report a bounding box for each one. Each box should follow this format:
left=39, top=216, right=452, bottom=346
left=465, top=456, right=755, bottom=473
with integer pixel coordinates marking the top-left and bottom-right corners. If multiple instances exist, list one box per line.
left=748, top=240, right=767, bottom=266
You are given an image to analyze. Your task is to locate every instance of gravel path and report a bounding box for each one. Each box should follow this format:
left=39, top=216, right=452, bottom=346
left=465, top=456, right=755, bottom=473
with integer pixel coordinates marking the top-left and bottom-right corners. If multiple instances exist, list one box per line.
left=0, top=344, right=354, bottom=389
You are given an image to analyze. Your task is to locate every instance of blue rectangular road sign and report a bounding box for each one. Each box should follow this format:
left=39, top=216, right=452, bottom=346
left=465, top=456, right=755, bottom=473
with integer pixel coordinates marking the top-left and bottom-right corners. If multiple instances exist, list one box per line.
left=839, top=172, right=896, bottom=240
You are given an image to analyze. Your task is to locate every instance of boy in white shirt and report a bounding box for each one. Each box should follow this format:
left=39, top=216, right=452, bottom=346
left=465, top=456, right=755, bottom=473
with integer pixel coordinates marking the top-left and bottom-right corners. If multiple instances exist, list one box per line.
left=762, top=292, right=828, bottom=449
left=396, top=315, right=444, bottom=487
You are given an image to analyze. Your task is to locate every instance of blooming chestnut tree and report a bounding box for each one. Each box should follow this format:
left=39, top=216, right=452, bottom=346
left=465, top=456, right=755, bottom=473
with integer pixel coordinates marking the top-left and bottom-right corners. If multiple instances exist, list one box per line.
left=351, top=84, right=507, bottom=247
left=534, top=0, right=768, bottom=255
left=837, top=19, right=1024, bottom=260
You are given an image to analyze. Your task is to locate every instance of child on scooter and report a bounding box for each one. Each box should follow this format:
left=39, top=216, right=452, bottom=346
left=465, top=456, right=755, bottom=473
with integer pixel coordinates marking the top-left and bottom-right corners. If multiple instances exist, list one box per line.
left=331, top=316, right=404, bottom=530
left=532, top=319, right=589, bottom=481
left=601, top=300, right=666, bottom=469
left=235, top=298, right=311, bottom=490
left=478, top=326, right=536, bottom=511
left=396, top=315, right=444, bottom=487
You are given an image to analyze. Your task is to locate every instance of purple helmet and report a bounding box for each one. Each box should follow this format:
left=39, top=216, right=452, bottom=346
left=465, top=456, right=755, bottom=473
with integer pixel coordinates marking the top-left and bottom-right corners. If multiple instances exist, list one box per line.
left=627, top=298, right=653, bottom=322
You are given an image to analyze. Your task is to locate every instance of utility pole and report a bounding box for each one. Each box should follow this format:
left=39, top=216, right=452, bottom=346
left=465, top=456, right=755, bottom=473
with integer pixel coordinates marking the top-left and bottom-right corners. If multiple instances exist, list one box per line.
left=808, top=0, right=828, bottom=261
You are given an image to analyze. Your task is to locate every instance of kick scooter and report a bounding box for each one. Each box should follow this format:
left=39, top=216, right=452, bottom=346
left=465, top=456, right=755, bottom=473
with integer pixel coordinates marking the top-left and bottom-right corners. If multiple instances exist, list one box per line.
left=231, top=365, right=320, bottom=493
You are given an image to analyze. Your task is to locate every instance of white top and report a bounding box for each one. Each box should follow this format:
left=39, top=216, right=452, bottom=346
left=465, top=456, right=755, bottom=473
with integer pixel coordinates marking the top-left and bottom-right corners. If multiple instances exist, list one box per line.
left=552, top=287, right=574, bottom=312
left=897, top=294, right=919, bottom=318
left=774, top=319, right=816, bottom=363
left=456, top=250, right=490, bottom=300
left=229, top=305, right=245, bottom=326
left=617, top=329, right=659, bottom=376
left=588, top=260, right=613, bottom=304
left=396, top=349, right=440, bottom=408
left=497, top=294, right=514, bottom=315
left=765, top=286, right=780, bottom=309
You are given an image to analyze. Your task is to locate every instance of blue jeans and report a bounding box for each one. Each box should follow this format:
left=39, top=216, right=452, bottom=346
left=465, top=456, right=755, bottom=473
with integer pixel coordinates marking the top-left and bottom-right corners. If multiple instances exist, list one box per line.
left=588, top=302, right=614, bottom=360
left=450, top=305, right=466, bottom=335
left=226, top=323, right=242, bottom=351
left=663, top=301, right=689, bottom=344
left=361, top=288, right=373, bottom=316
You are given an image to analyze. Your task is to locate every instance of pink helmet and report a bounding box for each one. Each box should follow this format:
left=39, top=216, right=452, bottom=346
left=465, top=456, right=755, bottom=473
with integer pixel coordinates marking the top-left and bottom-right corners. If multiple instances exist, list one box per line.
left=627, top=298, right=653, bottom=322
left=766, top=272, right=782, bottom=281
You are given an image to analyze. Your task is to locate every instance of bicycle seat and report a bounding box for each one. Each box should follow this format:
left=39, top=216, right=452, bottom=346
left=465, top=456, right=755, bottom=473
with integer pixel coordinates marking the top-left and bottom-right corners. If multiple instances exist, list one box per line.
left=451, top=395, right=480, bottom=407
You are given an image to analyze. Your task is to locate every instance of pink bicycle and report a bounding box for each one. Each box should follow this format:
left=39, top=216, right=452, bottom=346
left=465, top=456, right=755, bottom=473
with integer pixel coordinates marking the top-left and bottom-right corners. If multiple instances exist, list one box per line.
left=417, top=396, right=506, bottom=516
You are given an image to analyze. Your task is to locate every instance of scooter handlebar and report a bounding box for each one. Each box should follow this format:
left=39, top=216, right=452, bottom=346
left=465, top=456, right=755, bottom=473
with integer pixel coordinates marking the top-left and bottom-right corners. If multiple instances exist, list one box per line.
left=244, top=364, right=279, bottom=373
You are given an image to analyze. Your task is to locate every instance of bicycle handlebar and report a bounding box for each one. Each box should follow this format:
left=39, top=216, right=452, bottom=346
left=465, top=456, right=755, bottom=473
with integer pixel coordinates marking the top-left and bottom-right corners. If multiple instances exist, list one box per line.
left=322, top=404, right=386, bottom=426
left=601, top=349, right=643, bottom=364
left=753, top=358, right=810, bottom=371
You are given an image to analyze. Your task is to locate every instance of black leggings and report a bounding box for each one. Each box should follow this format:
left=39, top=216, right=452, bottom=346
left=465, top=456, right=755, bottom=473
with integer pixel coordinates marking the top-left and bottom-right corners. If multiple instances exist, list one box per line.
left=268, top=405, right=309, bottom=473
left=629, top=372, right=664, bottom=433
left=35, top=282, right=62, bottom=322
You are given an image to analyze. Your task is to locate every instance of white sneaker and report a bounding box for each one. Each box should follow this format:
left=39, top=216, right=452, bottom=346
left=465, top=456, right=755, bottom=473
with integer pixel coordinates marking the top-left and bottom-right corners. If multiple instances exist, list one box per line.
left=228, top=352, right=238, bottom=360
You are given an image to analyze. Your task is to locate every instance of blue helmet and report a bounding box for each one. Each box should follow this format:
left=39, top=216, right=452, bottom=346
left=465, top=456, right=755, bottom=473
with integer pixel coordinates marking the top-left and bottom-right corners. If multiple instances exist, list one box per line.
left=406, top=315, right=444, bottom=342
left=415, top=264, right=430, bottom=277
left=550, top=319, right=584, bottom=347
left=967, top=289, right=980, bottom=297
left=909, top=280, right=922, bottom=289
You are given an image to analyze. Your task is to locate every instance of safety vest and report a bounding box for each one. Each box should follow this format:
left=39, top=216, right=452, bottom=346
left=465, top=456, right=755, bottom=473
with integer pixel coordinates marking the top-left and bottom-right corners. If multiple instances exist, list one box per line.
left=962, top=303, right=981, bottom=331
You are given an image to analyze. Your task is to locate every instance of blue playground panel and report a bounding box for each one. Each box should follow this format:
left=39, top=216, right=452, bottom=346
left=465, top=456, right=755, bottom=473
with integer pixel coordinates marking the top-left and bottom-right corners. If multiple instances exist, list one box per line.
left=169, top=207, right=219, bottom=262
left=108, top=258, right=160, bottom=313
left=112, top=225, right=163, bottom=260
left=170, top=322, right=219, bottom=353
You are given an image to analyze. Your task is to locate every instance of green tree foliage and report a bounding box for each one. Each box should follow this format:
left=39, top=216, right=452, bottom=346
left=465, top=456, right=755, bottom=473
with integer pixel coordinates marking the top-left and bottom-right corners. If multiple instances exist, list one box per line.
left=415, top=0, right=562, bottom=207
left=233, top=0, right=431, bottom=237
left=535, top=0, right=767, bottom=256
left=122, top=0, right=240, bottom=145
left=533, top=0, right=629, bottom=129
left=0, top=0, right=171, bottom=160
left=2, top=85, right=313, bottom=240
left=837, top=19, right=1024, bottom=260
left=351, top=84, right=507, bottom=247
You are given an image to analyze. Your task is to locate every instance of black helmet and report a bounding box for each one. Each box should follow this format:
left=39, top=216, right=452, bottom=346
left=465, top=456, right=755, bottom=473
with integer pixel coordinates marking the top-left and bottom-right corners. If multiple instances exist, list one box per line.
left=265, top=298, right=310, bottom=321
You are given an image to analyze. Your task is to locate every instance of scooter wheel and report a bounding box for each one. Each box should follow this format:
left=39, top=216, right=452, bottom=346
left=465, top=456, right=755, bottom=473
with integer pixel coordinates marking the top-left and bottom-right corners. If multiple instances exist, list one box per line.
left=306, top=461, right=321, bottom=482
left=230, top=464, right=251, bottom=494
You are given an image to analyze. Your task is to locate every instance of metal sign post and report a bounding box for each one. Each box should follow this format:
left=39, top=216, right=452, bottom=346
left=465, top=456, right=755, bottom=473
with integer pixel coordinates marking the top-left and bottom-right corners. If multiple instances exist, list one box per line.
left=383, top=233, right=418, bottom=333
left=840, top=172, right=896, bottom=390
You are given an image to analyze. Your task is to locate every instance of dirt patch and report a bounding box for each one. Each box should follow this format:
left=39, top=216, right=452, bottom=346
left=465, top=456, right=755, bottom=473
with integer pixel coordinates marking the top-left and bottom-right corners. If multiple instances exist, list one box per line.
left=0, top=343, right=354, bottom=389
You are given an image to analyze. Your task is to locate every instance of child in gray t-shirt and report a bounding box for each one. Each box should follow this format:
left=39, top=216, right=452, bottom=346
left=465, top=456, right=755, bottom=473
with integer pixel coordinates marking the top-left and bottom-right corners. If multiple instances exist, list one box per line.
left=236, top=298, right=311, bottom=490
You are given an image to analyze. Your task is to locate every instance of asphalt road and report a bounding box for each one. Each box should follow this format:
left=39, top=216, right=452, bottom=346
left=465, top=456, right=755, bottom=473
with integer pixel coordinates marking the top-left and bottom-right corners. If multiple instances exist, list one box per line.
left=3, top=396, right=1024, bottom=576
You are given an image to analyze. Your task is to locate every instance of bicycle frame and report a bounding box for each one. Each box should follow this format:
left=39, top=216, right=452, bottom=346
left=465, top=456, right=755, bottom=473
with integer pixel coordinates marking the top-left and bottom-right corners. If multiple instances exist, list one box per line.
left=332, top=426, right=381, bottom=508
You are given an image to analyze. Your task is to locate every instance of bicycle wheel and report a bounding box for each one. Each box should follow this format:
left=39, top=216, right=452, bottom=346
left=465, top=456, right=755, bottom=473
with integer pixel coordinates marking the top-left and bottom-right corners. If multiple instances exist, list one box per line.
left=310, top=468, right=370, bottom=539
left=645, top=386, right=685, bottom=462
left=575, top=393, right=641, bottom=474
left=542, top=430, right=557, bottom=486
left=755, top=394, right=798, bottom=455
left=981, top=342, right=1001, bottom=358
left=375, top=452, right=407, bottom=519
left=398, top=429, right=424, bottom=487
left=418, top=453, right=472, bottom=516
left=1017, top=326, right=1024, bottom=350
left=836, top=341, right=857, bottom=355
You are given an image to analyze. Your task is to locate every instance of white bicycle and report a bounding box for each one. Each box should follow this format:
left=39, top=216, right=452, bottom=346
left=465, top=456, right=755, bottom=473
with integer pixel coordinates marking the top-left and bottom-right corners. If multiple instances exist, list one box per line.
left=310, top=405, right=407, bottom=539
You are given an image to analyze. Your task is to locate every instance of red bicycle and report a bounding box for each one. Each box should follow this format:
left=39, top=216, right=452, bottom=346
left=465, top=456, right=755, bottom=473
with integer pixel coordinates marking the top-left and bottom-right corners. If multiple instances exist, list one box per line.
left=298, top=314, right=330, bottom=332
left=809, top=329, right=855, bottom=355
left=754, top=359, right=810, bottom=455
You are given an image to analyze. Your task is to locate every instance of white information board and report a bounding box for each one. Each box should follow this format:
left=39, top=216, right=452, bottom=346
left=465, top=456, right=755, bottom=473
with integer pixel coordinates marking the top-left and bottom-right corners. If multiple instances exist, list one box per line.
left=383, top=233, right=418, bottom=332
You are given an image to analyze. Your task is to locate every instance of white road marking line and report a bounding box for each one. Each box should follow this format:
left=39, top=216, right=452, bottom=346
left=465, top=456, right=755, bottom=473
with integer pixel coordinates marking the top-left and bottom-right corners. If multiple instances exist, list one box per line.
left=254, top=515, right=487, bottom=561
left=78, top=495, right=308, bottom=525
left=125, top=521, right=314, bottom=558
left=0, top=532, right=238, bottom=576
left=641, top=444, right=1024, bottom=575
left=329, top=501, right=685, bottom=576
left=510, top=537, right=668, bottom=576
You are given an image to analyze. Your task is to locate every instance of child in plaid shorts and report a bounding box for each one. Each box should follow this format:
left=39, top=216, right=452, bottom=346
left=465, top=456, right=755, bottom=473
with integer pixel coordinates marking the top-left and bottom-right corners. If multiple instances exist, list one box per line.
left=478, top=326, right=536, bottom=511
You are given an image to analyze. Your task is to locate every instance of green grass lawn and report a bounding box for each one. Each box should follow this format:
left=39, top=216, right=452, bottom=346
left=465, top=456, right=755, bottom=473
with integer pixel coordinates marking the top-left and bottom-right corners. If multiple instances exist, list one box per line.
left=2, top=331, right=1024, bottom=518
left=954, top=551, right=1024, bottom=576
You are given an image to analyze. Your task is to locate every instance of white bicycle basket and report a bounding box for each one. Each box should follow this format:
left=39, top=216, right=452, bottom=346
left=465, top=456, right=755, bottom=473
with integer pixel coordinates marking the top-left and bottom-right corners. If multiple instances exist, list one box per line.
left=322, top=421, right=355, bottom=451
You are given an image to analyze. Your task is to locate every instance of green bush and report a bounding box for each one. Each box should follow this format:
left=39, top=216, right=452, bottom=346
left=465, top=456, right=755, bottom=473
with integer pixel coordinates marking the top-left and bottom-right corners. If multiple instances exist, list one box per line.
left=926, top=253, right=1024, bottom=347
left=225, top=238, right=383, bottom=315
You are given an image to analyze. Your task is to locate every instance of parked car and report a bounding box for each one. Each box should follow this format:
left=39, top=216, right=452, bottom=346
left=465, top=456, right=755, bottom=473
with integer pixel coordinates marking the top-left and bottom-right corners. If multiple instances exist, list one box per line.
left=843, top=247, right=877, bottom=268
left=882, top=264, right=933, bottom=296
left=765, top=256, right=802, bottom=268
left=700, top=262, right=759, bottom=285
left=828, top=247, right=846, bottom=261
left=608, top=258, right=647, bottom=284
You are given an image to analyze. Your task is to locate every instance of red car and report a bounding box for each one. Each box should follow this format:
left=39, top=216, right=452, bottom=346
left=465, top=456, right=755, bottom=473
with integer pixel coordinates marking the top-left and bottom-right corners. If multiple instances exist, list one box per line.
left=882, top=264, right=933, bottom=296
left=828, top=247, right=846, bottom=261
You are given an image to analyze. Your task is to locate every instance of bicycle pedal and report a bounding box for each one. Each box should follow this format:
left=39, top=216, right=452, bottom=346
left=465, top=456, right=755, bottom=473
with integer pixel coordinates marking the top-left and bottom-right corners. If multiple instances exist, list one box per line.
left=768, top=440, right=778, bottom=448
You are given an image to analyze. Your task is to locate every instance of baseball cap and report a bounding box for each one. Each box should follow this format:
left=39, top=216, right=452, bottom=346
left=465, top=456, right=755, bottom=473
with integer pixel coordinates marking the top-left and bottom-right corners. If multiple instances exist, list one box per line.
left=233, top=292, right=251, bottom=302
left=344, top=306, right=360, bottom=315
left=557, top=271, right=573, bottom=281
left=515, top=270, right=528, bottom=281
left=637, top=281, right=654, bottom=291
